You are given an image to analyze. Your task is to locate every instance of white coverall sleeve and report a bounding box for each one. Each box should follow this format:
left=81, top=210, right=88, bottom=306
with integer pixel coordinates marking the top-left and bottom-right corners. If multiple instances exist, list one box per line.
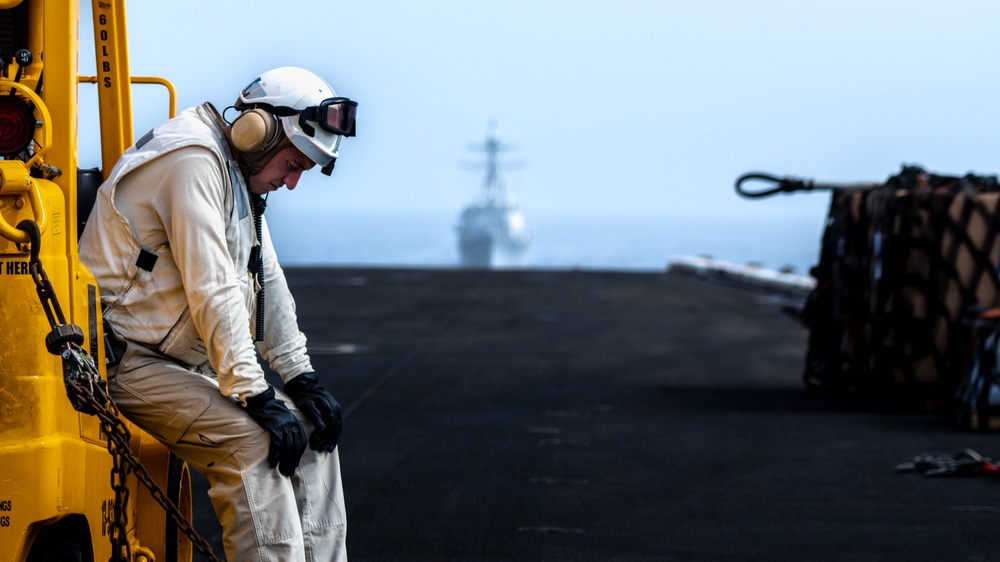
left=257, top=216, right=315, bottom=383
left=155, top=148, right=269, bottom=402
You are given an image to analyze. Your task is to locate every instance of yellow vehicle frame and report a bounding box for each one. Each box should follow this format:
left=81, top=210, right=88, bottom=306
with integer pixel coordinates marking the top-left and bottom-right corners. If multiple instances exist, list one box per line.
left=0, top=1, right=192, bottom=561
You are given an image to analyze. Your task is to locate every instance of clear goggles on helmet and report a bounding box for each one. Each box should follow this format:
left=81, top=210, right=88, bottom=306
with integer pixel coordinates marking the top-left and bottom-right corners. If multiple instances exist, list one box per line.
left=298, top=98, right=358, bottom=137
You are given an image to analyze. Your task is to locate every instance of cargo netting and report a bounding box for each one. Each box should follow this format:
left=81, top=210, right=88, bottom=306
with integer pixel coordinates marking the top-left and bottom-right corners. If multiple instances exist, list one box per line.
left=799, top=165, right=1000, bottom=420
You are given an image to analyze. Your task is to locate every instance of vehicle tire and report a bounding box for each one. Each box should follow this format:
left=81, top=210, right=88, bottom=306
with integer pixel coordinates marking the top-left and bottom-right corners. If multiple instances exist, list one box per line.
left=166, top=451, right=182, bottom=560
left=166, top=451, right=194, bottom=561
left=34, top=543, right=83, bottom=562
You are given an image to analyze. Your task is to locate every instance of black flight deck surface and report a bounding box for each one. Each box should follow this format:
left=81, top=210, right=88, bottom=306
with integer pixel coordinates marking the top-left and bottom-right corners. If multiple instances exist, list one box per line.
left=191, top=267, right=1000, bottom=561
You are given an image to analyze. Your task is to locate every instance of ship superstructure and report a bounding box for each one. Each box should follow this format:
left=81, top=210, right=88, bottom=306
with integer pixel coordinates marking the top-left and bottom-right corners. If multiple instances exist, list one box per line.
left=456, top=124, right=530, bottom=267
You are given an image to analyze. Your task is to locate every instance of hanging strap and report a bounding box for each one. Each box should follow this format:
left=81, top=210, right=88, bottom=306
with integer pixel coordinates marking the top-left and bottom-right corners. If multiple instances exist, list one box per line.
left=250, top=193, right=267, bottom=342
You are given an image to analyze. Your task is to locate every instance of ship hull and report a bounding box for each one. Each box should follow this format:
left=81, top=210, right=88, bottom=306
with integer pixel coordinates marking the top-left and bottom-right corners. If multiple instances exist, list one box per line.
left=458, top=234, right=528, bottom=268
left=456, top=204, right=529, bottom=268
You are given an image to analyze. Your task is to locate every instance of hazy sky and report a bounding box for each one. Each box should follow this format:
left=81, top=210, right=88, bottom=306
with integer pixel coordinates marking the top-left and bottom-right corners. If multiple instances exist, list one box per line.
left=79, top=0, right=1000, bottom=224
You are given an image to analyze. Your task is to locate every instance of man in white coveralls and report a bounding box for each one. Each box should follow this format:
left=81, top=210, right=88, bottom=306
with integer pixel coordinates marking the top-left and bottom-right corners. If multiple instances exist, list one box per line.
left=79, top=66, right=357, bottom=561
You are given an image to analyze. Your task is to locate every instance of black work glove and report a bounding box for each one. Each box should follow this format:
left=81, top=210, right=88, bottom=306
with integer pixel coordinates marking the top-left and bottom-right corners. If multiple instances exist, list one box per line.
left=284, top=372, right=343, bottom=452
left=243, top=386, right=307, bottom=476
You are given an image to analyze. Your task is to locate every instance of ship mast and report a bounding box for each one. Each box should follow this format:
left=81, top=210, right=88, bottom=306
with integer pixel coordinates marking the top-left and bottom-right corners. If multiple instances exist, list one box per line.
left=468, top=121, right=516, bottom=205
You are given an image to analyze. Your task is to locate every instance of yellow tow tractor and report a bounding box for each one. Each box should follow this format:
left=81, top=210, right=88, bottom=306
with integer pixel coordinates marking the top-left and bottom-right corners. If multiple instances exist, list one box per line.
left=0, top=1, right=218, bottom=561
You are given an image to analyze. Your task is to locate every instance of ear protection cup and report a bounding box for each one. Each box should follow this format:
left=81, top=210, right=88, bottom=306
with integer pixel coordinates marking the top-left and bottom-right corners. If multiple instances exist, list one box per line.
left=231, top=108, right=278, bottom=152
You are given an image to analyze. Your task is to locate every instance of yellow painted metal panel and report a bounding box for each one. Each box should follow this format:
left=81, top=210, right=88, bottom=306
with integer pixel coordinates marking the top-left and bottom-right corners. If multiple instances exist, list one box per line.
left=90, top=0, right=133, bottom=175
left=0, top=1, right=191, bottom=560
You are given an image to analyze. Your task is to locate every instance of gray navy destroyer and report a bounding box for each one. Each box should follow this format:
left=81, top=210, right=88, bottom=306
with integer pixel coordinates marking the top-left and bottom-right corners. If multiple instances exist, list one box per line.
left=455, top=125, right=530, bottom=267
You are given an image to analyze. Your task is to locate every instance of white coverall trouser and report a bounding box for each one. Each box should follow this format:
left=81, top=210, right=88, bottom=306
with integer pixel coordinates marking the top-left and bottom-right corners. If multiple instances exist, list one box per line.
left=109, top=342, right=348, bottom=562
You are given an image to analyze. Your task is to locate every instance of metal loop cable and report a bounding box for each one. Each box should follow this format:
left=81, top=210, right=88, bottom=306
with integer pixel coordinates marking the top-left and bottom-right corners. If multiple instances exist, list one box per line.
left=735, top=172, right=876, bottom=199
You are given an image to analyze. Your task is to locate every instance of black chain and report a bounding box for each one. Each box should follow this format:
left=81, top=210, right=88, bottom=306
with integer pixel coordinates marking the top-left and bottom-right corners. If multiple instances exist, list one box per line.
left=65, top=380, right=225, bottom=562
left=17, top=219, right=224, bottom=562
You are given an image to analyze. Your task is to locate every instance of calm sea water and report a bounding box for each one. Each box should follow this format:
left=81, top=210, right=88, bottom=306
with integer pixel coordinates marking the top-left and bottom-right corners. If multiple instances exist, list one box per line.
left=266, top=208, right=828, bottom=275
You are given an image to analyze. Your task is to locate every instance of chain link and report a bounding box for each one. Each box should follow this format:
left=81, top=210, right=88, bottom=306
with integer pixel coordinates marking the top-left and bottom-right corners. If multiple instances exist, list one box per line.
left=66, top=378, right=225, bottom=562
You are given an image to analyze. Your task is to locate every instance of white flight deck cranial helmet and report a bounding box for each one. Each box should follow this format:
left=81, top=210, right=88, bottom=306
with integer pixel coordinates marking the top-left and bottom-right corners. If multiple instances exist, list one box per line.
left=234, top=66, right=357, bottom=176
